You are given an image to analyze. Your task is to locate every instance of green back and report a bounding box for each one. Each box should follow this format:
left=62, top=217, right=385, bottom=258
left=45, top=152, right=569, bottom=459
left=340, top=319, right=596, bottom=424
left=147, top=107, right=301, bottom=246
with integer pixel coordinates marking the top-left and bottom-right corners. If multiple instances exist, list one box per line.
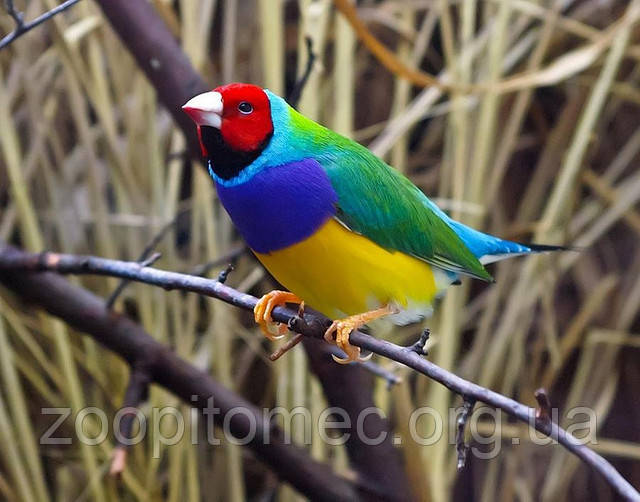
left=285, top=106, right=492, bottom=281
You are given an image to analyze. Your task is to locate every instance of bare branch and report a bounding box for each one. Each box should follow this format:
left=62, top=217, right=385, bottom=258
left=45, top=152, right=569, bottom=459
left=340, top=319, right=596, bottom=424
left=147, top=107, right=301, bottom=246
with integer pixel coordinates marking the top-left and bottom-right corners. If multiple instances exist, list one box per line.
left=0, top=247, right=366, bottom=501
left=0, top=246, right=638, bottom=501
left=0, top=0, right=83, bottom=51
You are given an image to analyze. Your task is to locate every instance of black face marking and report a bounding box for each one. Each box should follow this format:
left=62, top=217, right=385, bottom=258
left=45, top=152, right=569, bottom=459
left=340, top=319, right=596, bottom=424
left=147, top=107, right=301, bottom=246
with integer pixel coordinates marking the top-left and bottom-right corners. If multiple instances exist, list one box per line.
left=200, top=126, right=272, bottom=180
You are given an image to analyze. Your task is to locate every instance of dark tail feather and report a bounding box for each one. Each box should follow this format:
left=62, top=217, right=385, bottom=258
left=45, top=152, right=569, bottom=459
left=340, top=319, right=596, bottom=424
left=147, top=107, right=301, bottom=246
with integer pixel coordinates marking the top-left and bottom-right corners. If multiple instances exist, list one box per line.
left=522, top=243, right=579, bottom=253
left=478, top=242, right=576, bottom=265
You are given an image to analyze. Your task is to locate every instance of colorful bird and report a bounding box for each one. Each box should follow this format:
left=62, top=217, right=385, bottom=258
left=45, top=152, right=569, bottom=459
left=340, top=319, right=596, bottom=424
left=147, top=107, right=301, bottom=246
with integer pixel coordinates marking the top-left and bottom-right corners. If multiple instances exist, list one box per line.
left=183, top=83, right=564, bottom=363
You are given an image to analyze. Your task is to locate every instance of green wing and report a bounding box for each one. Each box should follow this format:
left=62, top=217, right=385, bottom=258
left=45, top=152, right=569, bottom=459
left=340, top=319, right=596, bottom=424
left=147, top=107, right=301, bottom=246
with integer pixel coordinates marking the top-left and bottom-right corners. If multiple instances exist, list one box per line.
left=304, top=126, right=492, bottom=281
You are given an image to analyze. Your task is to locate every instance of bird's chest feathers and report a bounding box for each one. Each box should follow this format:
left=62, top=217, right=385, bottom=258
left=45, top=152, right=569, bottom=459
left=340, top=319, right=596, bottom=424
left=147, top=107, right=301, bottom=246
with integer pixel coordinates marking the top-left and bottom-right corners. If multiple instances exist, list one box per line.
left=215, top=158, right=338, bottom=253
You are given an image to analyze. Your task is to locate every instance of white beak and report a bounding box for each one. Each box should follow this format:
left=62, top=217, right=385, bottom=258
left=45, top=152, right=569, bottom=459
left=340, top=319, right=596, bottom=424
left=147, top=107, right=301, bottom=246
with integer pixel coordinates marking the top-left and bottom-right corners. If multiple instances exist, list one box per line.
left=182, top=91, right=223, bottom=128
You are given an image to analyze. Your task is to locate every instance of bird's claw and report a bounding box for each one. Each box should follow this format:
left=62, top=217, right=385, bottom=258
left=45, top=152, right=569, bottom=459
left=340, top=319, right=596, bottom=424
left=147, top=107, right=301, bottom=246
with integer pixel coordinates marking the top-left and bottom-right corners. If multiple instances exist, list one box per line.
left=254, top=290, right=303, bottom=341
left=324, top=320, right=372, bottom=364
left=323, top=305, right=397, bottom=364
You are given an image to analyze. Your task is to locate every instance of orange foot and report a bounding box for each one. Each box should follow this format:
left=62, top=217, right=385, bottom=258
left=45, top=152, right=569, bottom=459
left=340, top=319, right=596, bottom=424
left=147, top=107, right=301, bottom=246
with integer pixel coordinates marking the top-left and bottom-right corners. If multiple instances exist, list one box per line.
left=254, top=290, right=303, bottom=341
left=324, top=304, right=398, bottom=364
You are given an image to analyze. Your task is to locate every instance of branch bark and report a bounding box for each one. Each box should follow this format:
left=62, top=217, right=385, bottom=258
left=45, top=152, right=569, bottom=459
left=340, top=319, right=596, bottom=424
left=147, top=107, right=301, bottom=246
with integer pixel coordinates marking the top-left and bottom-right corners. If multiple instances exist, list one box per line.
left=1, top=246, right=638, bottom=502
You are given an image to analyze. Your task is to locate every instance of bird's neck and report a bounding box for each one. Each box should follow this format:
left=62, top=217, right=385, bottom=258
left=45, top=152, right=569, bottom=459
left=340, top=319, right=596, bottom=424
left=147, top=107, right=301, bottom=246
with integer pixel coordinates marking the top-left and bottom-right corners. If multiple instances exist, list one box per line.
left=201, top=126, right=271, bottom=181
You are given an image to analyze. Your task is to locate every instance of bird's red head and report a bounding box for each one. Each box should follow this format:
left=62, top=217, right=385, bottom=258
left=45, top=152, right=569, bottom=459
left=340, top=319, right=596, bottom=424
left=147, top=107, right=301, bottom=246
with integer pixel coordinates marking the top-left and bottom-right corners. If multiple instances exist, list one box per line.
left=182, top=83, right=273, bottom=156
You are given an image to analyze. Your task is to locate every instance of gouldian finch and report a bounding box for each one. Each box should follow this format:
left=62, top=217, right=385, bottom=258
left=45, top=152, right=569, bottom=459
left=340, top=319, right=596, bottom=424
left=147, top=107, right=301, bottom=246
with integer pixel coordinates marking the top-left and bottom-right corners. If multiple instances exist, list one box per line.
left=183, top=83, right=564, bottom=363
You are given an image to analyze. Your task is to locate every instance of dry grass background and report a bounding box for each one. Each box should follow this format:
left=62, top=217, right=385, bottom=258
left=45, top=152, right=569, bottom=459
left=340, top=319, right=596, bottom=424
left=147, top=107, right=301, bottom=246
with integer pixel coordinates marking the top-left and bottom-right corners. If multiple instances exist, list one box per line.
left=1, top=0, right=640, bottom=500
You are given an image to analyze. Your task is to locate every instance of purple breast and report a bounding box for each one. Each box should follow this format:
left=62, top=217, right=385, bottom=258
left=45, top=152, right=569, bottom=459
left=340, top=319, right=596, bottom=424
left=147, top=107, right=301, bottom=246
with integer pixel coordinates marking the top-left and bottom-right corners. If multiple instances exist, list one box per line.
left=215, top=158, right=338, bottom=253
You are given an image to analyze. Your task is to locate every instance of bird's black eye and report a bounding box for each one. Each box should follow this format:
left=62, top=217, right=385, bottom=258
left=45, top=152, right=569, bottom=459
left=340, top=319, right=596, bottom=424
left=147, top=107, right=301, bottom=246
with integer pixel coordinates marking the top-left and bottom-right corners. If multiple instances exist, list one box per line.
left=238, top=101, right=253, bottom=114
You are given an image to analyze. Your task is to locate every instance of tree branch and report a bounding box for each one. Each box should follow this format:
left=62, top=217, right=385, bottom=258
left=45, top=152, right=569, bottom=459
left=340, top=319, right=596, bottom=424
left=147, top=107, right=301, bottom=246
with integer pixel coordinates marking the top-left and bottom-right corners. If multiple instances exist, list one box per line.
left=0, top=247, right=370, bottom=501
left=0, top=246, right=638, bottom=501
left=0, top=0, right=83, bottom=51
left=95, top=0, right=208, bottom=158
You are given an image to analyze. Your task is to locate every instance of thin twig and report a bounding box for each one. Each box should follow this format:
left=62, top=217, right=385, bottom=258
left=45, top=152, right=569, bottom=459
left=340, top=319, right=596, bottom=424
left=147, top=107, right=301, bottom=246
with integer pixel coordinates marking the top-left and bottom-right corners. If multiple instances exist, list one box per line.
left=270, top=302, right=306, bottom=360
left=535, top=387, right=553, bottom=427
left=287, top=36, right=316, bottom=109
left=4, top=0, right=24, bottom=29
left=188, top=245, right=247, bottom=276
left=270, top=333, right=304, bottom=361
left=456, top=397, right=476, bottom=471
left=408, top=328, right=430, bottom=356
left=216, top=263, right=234, bottom=284
left=0, top=0, right=83, bottom=51
left=0, top=246, right=637, bottom=501
left=106, top=216, right=178, bottom=308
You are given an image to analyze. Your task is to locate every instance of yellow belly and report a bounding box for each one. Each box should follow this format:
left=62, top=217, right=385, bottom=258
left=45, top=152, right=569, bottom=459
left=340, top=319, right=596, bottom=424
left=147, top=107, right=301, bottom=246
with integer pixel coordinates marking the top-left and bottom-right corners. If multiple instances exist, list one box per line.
left=255, top=218, right=444, bottom=319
